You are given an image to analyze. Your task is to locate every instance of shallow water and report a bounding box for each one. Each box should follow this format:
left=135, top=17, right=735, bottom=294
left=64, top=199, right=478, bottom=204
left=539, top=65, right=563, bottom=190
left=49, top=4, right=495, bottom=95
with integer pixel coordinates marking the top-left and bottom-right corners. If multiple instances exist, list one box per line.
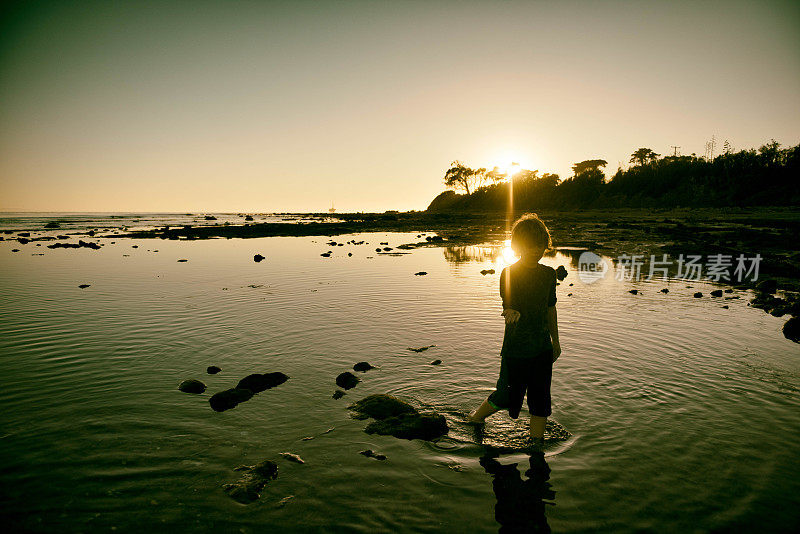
left=1, top=225, right=799, bottom=532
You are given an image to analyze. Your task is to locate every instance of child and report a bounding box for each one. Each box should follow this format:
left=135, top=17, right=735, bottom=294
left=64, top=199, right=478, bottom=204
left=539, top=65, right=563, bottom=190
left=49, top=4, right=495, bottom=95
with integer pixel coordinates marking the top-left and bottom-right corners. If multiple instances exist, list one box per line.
left=468, top=213, right=561, bottom=450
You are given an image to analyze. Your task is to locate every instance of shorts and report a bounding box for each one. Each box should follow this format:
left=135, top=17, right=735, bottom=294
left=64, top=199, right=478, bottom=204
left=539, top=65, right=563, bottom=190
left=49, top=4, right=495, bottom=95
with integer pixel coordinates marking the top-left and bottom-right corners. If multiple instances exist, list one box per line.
left=487, top=349, right=553, bottom=418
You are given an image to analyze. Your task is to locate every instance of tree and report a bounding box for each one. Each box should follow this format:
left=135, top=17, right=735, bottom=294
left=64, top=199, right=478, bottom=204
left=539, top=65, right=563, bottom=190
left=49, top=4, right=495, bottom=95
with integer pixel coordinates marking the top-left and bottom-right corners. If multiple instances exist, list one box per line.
left=629, top=148, right=660, bottom=166
left=572, top=159, right=608, bottom=176
left=443, top=161, right=484, bottom=195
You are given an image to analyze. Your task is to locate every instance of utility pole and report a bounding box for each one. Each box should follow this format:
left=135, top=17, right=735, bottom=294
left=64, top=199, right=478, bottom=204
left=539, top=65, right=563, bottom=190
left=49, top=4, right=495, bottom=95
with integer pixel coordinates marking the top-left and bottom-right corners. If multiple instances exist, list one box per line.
left=670, top=146, right=680, bottom=157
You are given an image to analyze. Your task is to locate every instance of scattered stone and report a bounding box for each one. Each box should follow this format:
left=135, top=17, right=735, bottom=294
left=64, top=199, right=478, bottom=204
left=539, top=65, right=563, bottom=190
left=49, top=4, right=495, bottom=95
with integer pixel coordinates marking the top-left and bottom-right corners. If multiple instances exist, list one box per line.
left=321, top=252, right=332, bottom=257
left=78, top=284, right=91, bottom=289
left=253, top=254, right=265, bottom=262
left=236, top=372, right=289, bottom=393
left=407, top=345, right=435, bottom=352
left=694, top=292, right=703, bottom=298
left=629, top=289, right=639, bottom=295
left=569, top=283, right=573, bottom=286
left=209, top=388, right=254, bottom=412
left=430, top=359, right=442, bottom=365
left=204, top=215, right=217, bottom=221
left=348, top=252, right=352, bottom=257
left=783, top=317, right=800, bottom=343
left=177, top=259, right=188, bottom=262
left=17, top=238, right=29, bottom=244
left=207, top=366, right=221, bottom=374
left=353, top=361, right=375, bottom=372
left=336, top=372, right=360, bottom=390
left=555, top=265, right=568, bottom=280
left=277, top=495, right=294, bottom=508
left=332, top=390, right=346, bottom=400
left=755, top=279, right=777, bottom=294
left=375, top=248, right=381, bottom=252
left=480, top=269, right=496, bottom=275
left=383, top=247, right=393, bottom=251
left=279, top=452, right=305, bottom=464
left=721, top=305, right=729, bottom=309
left=359, top=449, right=387, bottom=461
left=11, top=249, right=19, bottom=252
left=223, top=460, right=277, bottom=504
left=710, top=289, right=723, bottom=297
left=414, top=271, right=427, bottom=276
left=245, top=215, right=254, bottom=221
left=178, top=379, right=207, bottom=394
left=724, top=289, right=734, bottom=293
left=44, top=221, right=61, bottom=229
left=380, top=242, right=389, bottom=245
left=425, top=235, right=444, bottom=242
left=46, top=240, right=100, bottom=250
left=660, top=288, right=669, bottom=293
left=567, top=293, right=573, bottom=297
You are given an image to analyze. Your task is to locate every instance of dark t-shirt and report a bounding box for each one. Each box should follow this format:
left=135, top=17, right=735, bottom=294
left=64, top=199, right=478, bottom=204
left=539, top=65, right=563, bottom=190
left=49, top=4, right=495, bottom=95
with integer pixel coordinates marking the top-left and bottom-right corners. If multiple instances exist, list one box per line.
left=499, top=261, right=557, bottom=358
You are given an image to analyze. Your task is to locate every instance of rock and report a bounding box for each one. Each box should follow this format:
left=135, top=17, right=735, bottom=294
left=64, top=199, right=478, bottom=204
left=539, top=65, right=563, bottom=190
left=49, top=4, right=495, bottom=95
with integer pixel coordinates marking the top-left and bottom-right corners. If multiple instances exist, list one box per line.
left=629, top=289, right=639, bottom=295
left=359, top=449, right=387, bottom=460
left=567, top=293, right=573, bottom=297
left=383, top=247, right=393, bottom=251
left=375, top=248, right=382, bottom=252
left=710, top=289, right=723, bottom=297
left=178, top=379, right=206, bottom=394
left=207, top=366, right=221, bottom=374
left=17, top=232, right=30, bottom=237
left=236, top=372, right=289, bottom=393
left=783, top=317, right=800, bottom=343
left=44, top=221, right=61, bottom=229
left=555, top=265, right=568, bottom=280
left=177, top=259, right=188, bottom=262
left=223, top=460, right=278, bottom=504
left=380, top=242, right=389, bottom=245
left=209, top=388, right=254, bottom=412
left=245, top=215, right=254, bottom=221
left=694, top=292, right=703, bottom=298
left=11, top=249, right=19, bottom=252
left=660, top=288, right=669, bottom=293
left=253, top=254, right=265, bottom=262
left=722, top=305, right=729, bottom=309
left=724, top=289, right=733, bottom=293
left=332, top=390, right=346, bottom=400
left=755, top=279, right=777, bottom=294
left=414, top=271, right=427, bottom=276
left=425, top=235, right=444, bottom=242
left=480, top=269, right=496, bottom=275
left=348, top=252, right=352, bottom=257
left=204, top=215, right=217, bottom=220
left=78, top=284, right=91, bottom=289
left=320, top=252, right=331, bottom=257
left=430, top=359, right=442, bottom=365
left=348, top=394, right=419, bottom=420
left=365, top=413, right=449, bottom=441
left=353, top=361, right=375, bottom=372
left=17, top=238, right=29, bottom=244
left=336, top=371, right=360, bottom=390
left=407, top=345, right=435, bottom=352
left=279, top=452, right=305, bottom=464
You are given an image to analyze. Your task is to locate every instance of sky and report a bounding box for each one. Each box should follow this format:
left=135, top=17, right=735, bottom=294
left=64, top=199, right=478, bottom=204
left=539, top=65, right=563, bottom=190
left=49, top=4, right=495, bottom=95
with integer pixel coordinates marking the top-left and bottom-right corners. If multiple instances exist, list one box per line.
left=1, top=0, right=798, bottom=213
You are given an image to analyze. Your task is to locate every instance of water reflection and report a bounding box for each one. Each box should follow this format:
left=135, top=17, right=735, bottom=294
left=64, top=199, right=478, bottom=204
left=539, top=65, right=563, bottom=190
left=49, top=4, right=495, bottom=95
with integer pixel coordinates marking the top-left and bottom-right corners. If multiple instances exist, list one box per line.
left=480, top=449, right=555, bottom=533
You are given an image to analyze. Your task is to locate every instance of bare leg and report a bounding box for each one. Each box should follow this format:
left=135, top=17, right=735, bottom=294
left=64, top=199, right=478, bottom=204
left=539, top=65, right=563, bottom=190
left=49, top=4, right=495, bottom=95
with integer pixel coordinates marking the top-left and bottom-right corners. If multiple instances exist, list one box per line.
left=468, top=399, right=499, bottom=423
left=530, top=416, right=547, bottom=439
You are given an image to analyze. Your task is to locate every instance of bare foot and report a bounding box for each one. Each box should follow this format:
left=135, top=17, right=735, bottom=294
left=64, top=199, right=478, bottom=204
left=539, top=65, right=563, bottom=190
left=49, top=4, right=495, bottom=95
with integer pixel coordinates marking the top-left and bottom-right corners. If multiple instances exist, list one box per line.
left=466, top=412, right=486, bottom=425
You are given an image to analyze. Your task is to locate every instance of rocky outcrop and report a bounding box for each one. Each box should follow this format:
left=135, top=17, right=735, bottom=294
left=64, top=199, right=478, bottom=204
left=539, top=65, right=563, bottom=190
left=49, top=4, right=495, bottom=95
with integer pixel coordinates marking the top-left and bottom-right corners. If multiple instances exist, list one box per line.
left=349, top=394, right=448, bottom=441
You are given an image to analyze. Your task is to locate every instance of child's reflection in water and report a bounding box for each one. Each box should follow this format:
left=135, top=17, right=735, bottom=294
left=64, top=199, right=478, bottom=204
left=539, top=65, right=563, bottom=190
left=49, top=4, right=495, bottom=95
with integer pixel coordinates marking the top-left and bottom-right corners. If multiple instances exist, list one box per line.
left=480, top=448, right=555, bottom=534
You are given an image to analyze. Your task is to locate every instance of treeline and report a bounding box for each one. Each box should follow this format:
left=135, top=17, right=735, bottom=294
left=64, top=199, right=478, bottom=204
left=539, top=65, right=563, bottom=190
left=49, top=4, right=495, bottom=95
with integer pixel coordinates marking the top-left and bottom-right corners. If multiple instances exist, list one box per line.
left=427, top=141, right=800, bottom=211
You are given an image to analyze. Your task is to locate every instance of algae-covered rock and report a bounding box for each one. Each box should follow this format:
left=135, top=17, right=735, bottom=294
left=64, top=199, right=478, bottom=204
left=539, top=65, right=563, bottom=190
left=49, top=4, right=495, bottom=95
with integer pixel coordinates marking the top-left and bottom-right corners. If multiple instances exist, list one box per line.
left=364, top=413, right=448, bottom=441
left=348, top=394, right=419, bottom=420
left=336, top=371, right=360, bottom=390
left=178, top=379, right=206, bottom=394
left=223, top=460, right=278, bottom=504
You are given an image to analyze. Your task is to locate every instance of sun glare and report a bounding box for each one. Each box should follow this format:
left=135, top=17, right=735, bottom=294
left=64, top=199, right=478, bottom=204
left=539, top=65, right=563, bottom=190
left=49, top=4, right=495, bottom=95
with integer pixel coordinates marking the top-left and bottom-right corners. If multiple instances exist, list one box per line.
left=496, top=238, right=519, bottom=270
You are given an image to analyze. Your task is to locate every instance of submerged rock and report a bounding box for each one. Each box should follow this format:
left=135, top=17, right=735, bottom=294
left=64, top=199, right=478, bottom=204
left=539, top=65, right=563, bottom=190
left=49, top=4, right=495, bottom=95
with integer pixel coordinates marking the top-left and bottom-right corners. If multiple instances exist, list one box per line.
left=178, top=379, right=207, bottom=394
left=555, top=265, right=568, bottom=281
left=629, top=289, right=639, bottom=295
left=336, top=372, right=360, bottom=390
left=480, top=269, right=496, bottom=275
left=279, top=452, right=305, bottom=464
left=349, top=394, right=418, bottom=420
left=78, top=284, right=91, bottom=289
left=359, top=449, right=387, bottom=460
left=353, top=361, right=375, bottom=372
left=660, top=288, right=669, bottom=293
left=207, top=366, right=222, bottom=374
left=430, top=359, right=442, bottom=365
left=253, top=254, right=265, bottom=262
left=365, top=413, right=448, bottom=441
left=414, top=271, right=428, bottom=276
left=332, top=390, right=346, bottom=400
left=710, top=289, right=723, bottom=297
left=237, top=372, right=289, bottom=393
left=223, top=460, right=278, bottom=504
left=693, top=292, right=703, bottom=298
left=784, top=317, right=800, bottom=343
left=44, top=221, right=61, bottom=229
left=209, top=387, right=254, bottom=412
left=407, top=345, right=435, bottom=353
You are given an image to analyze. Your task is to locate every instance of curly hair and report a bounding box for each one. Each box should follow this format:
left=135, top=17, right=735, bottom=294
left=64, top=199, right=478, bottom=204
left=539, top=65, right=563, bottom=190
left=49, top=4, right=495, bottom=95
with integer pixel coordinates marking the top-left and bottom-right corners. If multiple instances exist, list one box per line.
left=510, top=213, right=552, bottom=252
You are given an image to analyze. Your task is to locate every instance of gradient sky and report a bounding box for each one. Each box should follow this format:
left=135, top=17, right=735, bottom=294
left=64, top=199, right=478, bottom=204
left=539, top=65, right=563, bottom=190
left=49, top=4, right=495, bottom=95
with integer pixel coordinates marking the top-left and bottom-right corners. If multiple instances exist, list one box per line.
left=1, top=0, right=798, bottom=213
